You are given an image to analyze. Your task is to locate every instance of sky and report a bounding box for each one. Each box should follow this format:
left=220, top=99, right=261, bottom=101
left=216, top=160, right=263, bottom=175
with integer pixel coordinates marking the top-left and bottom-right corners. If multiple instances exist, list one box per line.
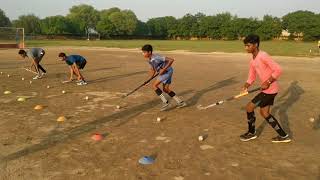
left=1, top=0, right=319, bottom=22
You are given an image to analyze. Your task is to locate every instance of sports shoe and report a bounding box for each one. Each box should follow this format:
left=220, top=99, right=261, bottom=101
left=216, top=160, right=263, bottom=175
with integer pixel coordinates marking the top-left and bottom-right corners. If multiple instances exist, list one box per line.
left=176, top=101, right=187, bottom=108
left=77, top=80, right=87, bottom=86
left=240, top=131, right=257, bottom=142
left=271, top=134, right=291, bottom=143
left=33, top=75, right=42, bottom=80
left=160, top=102, right=170, bottom=111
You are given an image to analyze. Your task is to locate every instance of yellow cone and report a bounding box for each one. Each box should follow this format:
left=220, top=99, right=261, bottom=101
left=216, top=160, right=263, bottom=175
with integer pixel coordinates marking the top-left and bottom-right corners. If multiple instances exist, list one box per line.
left=34, top=105, right=44, bottom=110
left=17, top=97, right=26, bottom=102
left=57, top=116, right=66, bottom=122
left=4, top=91, right=12, bottom=95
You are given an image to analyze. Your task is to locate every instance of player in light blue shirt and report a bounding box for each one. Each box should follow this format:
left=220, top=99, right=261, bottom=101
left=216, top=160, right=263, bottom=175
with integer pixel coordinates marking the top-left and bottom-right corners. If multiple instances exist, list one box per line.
left=142, top=44, right=186, bottom=111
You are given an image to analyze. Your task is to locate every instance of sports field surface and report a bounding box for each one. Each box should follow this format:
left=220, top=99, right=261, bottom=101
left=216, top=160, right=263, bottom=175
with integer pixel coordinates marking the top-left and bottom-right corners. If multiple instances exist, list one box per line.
left=0, top=47, right=319, bottom=179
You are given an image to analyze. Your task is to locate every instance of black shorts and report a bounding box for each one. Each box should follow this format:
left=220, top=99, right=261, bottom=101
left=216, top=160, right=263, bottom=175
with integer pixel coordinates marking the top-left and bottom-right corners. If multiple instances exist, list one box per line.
left=77, top=59, right=87, bottom=69
left=251, top=92, right=277, bottom=108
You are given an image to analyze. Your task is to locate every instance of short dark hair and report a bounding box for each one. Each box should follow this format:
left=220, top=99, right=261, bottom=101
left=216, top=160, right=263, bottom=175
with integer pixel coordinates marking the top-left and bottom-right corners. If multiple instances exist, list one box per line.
left=58, top=52, right=66, bottom=57
left=18, top=49, right=26, bottom=55
left=142, top=44, right=153, bottom=53
left=243, top=34, right=260, bottom=47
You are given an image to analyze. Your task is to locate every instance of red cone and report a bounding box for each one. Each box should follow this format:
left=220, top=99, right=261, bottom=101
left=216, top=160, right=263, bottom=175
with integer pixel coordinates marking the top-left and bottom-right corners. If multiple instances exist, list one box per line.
left=91, top=133, right=103, bottom=141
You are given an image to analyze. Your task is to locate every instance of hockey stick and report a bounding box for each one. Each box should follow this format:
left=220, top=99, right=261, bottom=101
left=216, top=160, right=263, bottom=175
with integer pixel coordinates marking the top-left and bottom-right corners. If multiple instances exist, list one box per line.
left=122, top=73, right=159, bottom=98
left=197, top=87, right=260, bottom=110
left=22, top=67, right=38, bottom=75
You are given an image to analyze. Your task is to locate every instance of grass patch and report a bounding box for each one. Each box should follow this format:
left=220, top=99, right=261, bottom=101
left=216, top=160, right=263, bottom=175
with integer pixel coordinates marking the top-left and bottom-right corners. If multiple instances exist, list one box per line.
left=26, top=40, right=320, bottom=57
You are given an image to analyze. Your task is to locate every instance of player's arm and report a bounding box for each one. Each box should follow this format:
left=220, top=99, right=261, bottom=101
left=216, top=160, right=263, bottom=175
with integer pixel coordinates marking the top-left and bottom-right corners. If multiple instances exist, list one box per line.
left=243, top=62, right=256, bottom=92
left=144, top=68, right=156, bottom=86
left=32, top=58, right=40, bottom=73
left=160, top=57, right=174, bottom=75
left=149, top=67, right=156, bottom=77
left=261, top=55, right=282, bottom=90
left=29, top=61, right=35, bottom=71
left=68, top=66, right=75, bottom=81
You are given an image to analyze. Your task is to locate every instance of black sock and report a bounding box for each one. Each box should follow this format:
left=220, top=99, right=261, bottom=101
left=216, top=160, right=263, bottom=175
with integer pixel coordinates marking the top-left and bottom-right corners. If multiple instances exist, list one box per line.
left=167, top=91, right=183, bottom=104
left=265, top=115, right=287, bottom=137
left=155, top=88, right=168, bottom=103
left=247, top=111, right=256, bottom=134
left=168, top=91, right=176, bottom=97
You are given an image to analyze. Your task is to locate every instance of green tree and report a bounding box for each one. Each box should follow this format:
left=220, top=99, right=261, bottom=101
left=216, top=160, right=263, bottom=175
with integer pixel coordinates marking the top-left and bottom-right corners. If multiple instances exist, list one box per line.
left=108, top=10, right=137, bottom=35
left=176, top=14, right=198, bottom=38
left=282, top=10, right=320, bottom=40
left=96, top=15, right=116, bottom=38
left=233, top=18, right=261, bottom=39
left=12, top=14, right=41, bottom=34
left=212, top=13, right=233, bottom=39
left=0, top=9, right=11, bottom=27
left=256, top=15, right=282, bottom=40
left=100, top=7, right=121, bottom=18
left=147, top=16, right=177, bottom=38
left=41, top=15, right=77, bottom=34
left=134, top=20, right=149, bottom=36
left=67, top=4, right=99, bottom=34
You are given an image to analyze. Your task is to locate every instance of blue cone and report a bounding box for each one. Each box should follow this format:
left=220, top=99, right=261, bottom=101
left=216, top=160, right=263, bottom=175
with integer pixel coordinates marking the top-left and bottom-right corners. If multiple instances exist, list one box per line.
left=138, top=156, right=155, bottom=165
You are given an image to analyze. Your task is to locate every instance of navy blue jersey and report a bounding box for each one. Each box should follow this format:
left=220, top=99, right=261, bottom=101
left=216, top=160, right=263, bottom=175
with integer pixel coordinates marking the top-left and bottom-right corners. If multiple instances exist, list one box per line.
left=65, top=55, right=86, bottom=66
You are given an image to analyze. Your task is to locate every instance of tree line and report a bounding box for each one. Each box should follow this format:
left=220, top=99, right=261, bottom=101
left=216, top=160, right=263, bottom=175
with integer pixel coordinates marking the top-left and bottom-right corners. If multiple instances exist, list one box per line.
left=0, top=5, right=319, bottom=40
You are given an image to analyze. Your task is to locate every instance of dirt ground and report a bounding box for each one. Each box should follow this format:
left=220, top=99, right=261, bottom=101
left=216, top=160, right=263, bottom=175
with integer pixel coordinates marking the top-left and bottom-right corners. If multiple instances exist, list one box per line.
left=0, top=47, right=319, bottom=180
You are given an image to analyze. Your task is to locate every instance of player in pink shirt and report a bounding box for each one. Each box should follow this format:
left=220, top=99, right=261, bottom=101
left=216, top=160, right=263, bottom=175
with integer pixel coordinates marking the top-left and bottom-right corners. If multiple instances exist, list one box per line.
left=240, top=34, right=291, bottom=143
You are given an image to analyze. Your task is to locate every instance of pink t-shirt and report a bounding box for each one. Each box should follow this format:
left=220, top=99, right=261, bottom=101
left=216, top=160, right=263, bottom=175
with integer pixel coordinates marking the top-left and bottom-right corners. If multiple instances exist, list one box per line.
left=247, top=51, right=282, bottom=94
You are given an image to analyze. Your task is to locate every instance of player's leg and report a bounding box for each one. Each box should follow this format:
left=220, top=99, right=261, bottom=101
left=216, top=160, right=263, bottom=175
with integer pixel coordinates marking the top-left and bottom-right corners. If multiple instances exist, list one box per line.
left=37, top=50, right=47, bottom=74
left=152, top=79, right=169, bottom=110
left=260, top=105, right=291, bottom=143
left=240, top=92, right=264, bottom=142
left=32, top=59, right=42, bottom=79
left=240, top=101, right=258, bottom=141
left=163, top=84, right=186, bottom=108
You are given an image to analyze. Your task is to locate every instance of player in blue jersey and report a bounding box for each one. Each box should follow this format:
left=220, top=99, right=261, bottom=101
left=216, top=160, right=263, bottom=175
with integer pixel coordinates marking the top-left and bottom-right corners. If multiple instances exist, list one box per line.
left=58, top=52, right=87, bottom=85
left=141, top=44, right=186, bottom=111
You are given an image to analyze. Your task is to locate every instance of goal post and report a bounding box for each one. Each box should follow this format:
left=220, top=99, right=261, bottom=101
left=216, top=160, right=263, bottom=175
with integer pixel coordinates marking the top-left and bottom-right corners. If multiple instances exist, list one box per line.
left=0, top=27, right=25, bottom=49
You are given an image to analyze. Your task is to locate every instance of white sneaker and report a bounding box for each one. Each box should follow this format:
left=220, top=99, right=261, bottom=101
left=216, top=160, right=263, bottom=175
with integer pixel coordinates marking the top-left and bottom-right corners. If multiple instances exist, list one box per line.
left=77, top=80, right=87, bottom=86
left=33, top=75, right=42, bottom=80
left=160, top=102, right=170, bottom=111
left=176, top=101, right=187, bottom=108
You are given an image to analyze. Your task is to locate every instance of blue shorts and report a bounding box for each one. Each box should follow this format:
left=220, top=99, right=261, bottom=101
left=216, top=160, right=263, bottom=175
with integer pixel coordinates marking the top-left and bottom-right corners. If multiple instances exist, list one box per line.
left=158, top=67, right=173, bottom=84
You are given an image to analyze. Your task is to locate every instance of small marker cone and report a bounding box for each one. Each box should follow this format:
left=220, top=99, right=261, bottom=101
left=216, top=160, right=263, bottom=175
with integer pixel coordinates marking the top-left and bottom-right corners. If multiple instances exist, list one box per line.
left=17, top=97, right=26, bottom=102
left=91, top=133, right=103, bottom=141
left=4, top=91, right=12, bottom=95
left=34, top=105, right=44, bottom=110
left=138, top=156, right=155, bottom=165
left=57, top=116, right=66, bottom=122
